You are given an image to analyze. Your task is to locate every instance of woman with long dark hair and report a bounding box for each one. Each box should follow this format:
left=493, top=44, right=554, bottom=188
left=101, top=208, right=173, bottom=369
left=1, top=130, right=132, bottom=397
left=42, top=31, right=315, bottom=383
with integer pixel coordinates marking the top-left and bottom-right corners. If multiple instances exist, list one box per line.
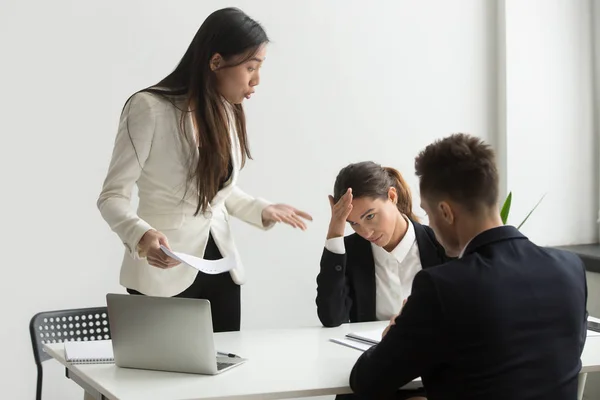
left=98, top=8, right=311, bottom=332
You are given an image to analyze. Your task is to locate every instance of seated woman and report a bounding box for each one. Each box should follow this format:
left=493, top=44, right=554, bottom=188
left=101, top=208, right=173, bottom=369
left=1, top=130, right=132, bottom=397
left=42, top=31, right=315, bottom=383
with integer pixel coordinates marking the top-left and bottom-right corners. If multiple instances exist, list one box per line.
left=316, top=161, right=451, bottom=400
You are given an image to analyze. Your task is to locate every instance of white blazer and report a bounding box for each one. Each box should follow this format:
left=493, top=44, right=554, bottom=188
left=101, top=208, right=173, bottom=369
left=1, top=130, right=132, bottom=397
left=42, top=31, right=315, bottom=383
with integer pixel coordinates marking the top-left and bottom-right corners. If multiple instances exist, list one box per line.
left=97, top=92, right=272, bottom=297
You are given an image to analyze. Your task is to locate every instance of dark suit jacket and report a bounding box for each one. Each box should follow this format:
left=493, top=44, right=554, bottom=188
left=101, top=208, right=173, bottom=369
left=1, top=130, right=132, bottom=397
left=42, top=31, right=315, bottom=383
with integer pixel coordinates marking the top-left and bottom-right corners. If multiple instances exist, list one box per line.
left=316, top=220, right=450, bottom=327
left=350, top=226, right=588, bottom=400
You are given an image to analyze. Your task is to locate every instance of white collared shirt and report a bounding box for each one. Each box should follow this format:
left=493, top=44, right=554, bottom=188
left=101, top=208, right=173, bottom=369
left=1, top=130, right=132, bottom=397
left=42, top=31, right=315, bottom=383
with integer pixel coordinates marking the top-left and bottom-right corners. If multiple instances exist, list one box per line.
left=325, top=217, right=423, bottom=320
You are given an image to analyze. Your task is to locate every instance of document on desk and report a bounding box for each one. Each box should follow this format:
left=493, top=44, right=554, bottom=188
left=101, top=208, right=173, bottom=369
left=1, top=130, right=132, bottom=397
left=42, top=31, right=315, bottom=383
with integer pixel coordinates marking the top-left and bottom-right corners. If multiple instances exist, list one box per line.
left=331, top=327, right=385, bottom=352
left=330, top=337, right=374, bottom=352
left=333, top=327, right=600, bottom=351
left=160, top=245, right=236, bottom=274
left=345, top=328, right=385, bottom=345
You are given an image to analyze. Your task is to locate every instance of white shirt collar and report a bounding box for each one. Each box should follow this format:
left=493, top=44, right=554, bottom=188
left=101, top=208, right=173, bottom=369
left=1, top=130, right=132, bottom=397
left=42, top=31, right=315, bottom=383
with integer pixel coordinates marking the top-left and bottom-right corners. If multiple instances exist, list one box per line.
left=372, top=215, right=416, bottom=264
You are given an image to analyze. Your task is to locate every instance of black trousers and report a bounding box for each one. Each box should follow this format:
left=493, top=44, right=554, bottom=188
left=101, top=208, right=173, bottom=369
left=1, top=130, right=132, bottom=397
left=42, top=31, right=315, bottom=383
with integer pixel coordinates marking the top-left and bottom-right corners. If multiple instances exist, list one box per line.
left=127, top=233, right=241, bottom=333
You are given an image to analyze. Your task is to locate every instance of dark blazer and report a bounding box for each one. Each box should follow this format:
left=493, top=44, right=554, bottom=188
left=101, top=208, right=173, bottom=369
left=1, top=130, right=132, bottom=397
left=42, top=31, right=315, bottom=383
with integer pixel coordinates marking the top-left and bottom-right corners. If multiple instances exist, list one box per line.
left=350, top=226, right=588, bottom=400
left=316, top=219, right=450, bottom=328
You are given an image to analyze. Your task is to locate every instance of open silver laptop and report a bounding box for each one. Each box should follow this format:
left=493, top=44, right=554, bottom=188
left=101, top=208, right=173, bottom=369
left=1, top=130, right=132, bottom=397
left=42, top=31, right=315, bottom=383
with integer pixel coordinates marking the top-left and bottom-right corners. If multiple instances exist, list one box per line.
left=105, top=293, right=246, bottom=375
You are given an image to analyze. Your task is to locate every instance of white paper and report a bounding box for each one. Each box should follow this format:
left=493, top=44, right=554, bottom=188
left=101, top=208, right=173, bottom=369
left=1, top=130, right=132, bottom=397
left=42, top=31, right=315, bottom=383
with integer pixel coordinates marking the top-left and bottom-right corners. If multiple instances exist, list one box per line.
left=330, top=337, right=374, bottom=352
left=160, top=245, right=236, bottom=274
left=347, top=327, right=600, bottom=340
left=64, top=339, right=114, bottom=364
left=334, top=320, right=600, bottom=353
left=345, top=328, right=385, bottom=345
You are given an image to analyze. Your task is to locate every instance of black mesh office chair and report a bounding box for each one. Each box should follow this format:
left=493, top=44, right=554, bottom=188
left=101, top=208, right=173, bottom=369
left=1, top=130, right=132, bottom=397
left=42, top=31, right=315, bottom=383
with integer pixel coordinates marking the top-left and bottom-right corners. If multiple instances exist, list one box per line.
left=29, top=307, right=111, bottom=400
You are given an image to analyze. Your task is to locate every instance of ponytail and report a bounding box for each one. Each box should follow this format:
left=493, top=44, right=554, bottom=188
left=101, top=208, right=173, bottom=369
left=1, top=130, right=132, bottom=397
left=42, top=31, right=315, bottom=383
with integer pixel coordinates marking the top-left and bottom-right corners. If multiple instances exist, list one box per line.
left=383, top=167, right=420, bottom=223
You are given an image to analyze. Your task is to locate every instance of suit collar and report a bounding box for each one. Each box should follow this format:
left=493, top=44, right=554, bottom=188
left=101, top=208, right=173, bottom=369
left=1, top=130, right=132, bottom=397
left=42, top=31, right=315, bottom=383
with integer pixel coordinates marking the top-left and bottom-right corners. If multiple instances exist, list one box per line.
left=412, top=219, right=447, bottom=267
left=348, top=219, right=444, bottom=322
left=371, top=216, right=416, bottom=264
left=351, top=218, right=445, bottom=268
left=461, top=225, right=526, bottom=257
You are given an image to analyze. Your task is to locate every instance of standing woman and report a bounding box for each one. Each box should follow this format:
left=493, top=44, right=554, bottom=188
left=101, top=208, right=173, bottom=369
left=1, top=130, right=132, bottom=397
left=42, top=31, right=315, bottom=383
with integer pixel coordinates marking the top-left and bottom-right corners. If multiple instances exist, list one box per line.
left=98, top=7, right=311, bottom=332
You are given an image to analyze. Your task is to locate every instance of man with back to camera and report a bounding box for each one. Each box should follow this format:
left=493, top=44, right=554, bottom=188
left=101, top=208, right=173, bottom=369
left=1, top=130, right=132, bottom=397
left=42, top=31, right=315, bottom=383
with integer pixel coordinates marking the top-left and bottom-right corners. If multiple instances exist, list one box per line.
left=349, top=133, right=588, bottom=400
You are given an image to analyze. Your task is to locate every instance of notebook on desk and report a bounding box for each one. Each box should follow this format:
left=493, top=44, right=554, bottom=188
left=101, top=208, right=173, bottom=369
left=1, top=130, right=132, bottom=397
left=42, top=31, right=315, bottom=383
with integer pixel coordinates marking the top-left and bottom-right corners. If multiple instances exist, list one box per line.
left=64, top=340, right=114, bottom=364
left=330, top=327, right=385, bottom=351
left=345, top=328, right=384, bottom=345
left=333, top=320, right=600, bottom=352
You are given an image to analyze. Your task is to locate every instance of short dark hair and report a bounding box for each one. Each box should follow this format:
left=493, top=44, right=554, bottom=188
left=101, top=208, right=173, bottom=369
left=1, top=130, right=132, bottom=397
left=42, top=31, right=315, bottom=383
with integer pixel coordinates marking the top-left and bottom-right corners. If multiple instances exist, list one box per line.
left=414, top=133, right=499, bottom=211
left=333, top=161, right=419, bottom=222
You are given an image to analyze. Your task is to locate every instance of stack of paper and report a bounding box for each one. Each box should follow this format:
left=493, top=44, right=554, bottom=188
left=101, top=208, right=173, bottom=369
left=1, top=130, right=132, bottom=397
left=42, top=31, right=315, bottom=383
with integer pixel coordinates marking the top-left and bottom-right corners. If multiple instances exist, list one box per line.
left=330, top=327, right=385, bottom=352
left=345, top=329, right=384, bottom=345
left=330, top=338, right=374, bottom=351
left=333, top=319, right=600, bottom=352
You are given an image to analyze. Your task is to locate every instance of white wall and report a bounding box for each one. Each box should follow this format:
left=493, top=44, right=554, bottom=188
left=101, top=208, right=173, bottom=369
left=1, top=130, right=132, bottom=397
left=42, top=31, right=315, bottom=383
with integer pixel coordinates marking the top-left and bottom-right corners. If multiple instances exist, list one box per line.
left=501, top=0, right=598, bottom=245
left=238, top=0, right=497, bottom=330
left=8, top=0, right=600, bottom=399
left=501, top=3, right=599, bottom=394
left=0, top=1, right=496, bottom=398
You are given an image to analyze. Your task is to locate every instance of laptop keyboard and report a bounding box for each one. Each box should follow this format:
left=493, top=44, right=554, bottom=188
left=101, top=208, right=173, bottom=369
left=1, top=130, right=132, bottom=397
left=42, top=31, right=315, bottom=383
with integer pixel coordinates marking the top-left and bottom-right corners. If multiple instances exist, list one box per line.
left=217, top=361, right=235, bottom=370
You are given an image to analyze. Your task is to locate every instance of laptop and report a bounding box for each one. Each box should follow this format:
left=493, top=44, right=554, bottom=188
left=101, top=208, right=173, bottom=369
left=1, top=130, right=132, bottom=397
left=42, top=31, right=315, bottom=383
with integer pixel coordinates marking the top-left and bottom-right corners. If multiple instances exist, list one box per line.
left=105, top=293, right=246, bottom=375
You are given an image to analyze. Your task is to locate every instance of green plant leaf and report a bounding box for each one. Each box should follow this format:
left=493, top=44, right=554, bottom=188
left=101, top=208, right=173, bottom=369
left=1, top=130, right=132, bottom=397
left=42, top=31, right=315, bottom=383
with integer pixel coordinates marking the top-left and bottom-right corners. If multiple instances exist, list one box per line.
left=500, top=192, right=512, bottom=225
left=517, top=193, right=546, bottom=230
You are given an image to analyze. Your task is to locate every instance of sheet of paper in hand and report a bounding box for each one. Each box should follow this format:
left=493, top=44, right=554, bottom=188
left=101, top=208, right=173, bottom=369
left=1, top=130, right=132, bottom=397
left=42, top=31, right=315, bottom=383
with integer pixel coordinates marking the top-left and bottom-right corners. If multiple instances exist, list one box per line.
left=160, top=245, right=236, bottom=274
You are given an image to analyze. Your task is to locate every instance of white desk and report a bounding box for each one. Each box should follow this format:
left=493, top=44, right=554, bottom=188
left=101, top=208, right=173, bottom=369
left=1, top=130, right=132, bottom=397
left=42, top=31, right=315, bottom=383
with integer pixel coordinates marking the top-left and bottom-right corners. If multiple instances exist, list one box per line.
left=44, top=321, right=600, bottom=400
left=44, top=321, right=416, bottom=400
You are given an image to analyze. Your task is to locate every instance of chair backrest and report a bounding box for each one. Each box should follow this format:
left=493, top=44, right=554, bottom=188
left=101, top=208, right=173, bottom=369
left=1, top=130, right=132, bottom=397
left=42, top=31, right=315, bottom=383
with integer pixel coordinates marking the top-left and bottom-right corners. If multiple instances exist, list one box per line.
left=30, top=307, right=111, bottom=365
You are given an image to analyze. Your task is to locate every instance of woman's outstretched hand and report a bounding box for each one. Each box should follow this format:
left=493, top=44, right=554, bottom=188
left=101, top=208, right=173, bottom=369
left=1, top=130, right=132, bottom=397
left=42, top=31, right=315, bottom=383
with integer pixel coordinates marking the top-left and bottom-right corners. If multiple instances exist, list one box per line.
left=262, top=204, right=313, bottom=230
